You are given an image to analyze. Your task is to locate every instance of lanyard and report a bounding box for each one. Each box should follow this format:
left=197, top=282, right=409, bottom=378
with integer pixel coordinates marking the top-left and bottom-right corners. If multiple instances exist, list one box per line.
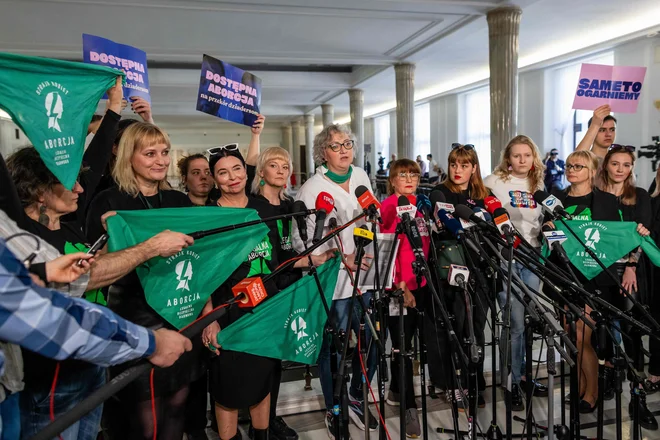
left=138, top=191, right=162, bottom=209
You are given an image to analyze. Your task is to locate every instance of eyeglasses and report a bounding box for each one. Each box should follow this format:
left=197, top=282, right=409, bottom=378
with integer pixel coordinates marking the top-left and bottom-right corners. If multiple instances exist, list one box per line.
left=609, top=144, right=636, bottom=152
left=397, top=172, right=420, bottom=180
left=207, top=143, right=239, bottom=155
left=325, top=140, right=355, bottom=152
left=566, top=164, right=587, bottom=171
left=550, top=152, right=559, bottom=156
left=451, top=143, right=475, bottom=151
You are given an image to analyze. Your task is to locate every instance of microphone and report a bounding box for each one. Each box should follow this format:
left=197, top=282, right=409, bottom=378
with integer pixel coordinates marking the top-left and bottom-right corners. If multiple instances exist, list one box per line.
left=454, top=204, right=498, bottom=234
left=353, top=225, right=374, bottom=266
left=416, top=194, right=432, bottom=219
left=355, top=185, right=382, bottom=222
left=396, top=195, right=425, bottom=259
left=533, top=190, right=573, bottom=220
left=313, top=192, right=335, bottom=243
left=484, top=196, right=518, bottom=246
left=448, top=264, right=470, bottom=289
left=435, top=208, right=465, bottom=239
left=231, top=277, right=268, bottom=308
left=293, top=200, right=309, bottom=243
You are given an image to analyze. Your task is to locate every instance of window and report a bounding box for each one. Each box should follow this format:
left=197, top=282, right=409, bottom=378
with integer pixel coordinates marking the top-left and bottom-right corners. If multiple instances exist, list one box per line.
left=413, top=103, right=431, bottom=160
left=460, top=86, right=491, bottom=175
left=374, top=114, right=390, bottom=161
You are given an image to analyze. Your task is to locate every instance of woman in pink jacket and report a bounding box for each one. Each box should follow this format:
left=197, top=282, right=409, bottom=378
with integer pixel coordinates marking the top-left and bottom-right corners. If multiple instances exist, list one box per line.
left=379, top=159, right=430, bottom=438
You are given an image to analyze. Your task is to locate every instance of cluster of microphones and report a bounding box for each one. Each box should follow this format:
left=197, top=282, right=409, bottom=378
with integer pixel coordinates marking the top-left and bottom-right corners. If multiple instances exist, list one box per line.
left=231, top=184, right=574, bottom=307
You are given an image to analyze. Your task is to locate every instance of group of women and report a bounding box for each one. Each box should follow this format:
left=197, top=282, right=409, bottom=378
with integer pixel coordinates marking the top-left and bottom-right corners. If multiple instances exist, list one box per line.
left=2, top=81, right=660, bottom=440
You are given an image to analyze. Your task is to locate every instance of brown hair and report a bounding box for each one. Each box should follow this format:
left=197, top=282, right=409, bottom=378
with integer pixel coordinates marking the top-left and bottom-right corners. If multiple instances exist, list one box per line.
left=442, top=145, right=489, bottom=200
left=177, top=153, right=208, bottom=190
left=387, top=159, right=421, bottom=195
left=597, top=149, right=637, bottom=205
left=493, top=135, right=545, bottom=193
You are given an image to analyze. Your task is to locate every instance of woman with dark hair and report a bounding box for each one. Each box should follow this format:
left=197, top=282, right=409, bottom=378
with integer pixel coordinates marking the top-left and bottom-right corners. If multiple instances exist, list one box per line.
left=178, top=153, right=213, bottom=206
left=85, top=122, right=202, bottom=440
left=596, top=145, right=656, bottom=429
left=200, top=147, right=332, bottom=440
left=380, top=158, right=429, bottom=437
left=430, top=143, right=492, bottom=410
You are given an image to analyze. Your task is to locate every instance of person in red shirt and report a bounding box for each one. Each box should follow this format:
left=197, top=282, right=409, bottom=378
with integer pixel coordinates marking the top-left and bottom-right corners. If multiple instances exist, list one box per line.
left=379, top=159, right=430, bottom=438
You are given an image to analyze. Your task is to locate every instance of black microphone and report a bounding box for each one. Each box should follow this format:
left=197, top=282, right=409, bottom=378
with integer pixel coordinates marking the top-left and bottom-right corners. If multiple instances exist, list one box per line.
left=396, top=195, right=425, bottom=259
left=292, top=200, right=309, bottom=243
left=313, top=192, right=335, bottom=243
left=533, top=190, right=573, bottom=220
left=454, top=204, right=499, bottom=234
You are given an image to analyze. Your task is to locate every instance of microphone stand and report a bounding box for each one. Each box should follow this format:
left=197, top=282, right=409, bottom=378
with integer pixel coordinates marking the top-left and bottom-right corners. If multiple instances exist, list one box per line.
left=30, top=210, right=366, bottom=440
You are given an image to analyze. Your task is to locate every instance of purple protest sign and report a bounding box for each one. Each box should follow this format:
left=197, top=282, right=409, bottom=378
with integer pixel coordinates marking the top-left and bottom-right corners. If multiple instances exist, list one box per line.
left=572, top=63, right=647, bottom=113
left=82, top=34, right=150, bottom=102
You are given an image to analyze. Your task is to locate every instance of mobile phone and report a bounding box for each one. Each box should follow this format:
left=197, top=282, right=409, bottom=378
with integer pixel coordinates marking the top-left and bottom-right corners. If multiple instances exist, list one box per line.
left=77, top=234, right=108, bottom=267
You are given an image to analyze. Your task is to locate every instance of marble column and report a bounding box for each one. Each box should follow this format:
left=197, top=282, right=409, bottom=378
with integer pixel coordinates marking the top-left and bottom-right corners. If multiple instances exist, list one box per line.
left=395, top=63, right=415, bottom=160
left=304, top=114, right=315, bottom=176
left=349, top=88, right=364, bottom=168
left=321, top=103, right=334, bottom=127
left=281, top=125, right=293, bottom=162
left=291, top=120, right=301, bottom=184
left=487, top=6, right=522, bottom=168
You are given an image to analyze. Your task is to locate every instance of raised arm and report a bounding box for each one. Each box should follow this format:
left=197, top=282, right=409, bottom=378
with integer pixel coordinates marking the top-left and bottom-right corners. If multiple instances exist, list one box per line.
left=245, top=114, right=265, bottom=166
left=576, top=105, right=611, bottom=151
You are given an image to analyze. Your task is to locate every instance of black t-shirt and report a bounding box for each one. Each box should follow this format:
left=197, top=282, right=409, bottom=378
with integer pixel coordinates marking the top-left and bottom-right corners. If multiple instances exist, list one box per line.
left=618, top=187, right=652, bottom=228
left=85, top=187, right=192, bottom=328
left=432, top=182, right=489, bottom=209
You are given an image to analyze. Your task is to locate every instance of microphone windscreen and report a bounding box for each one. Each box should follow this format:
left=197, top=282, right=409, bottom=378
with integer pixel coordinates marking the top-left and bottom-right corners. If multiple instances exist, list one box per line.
left=484, top=196, right=502, bottom=214
left=472, top=206, right=493, bottom=221
left=430, top=190, right=446, bottom=206
left=398, top=195, right=411, bottom=207
left=406, top=194, right=416, bottom=206
left=533, top=190, right=550, bottom=205
left=315, top=192, right=335, bottom=212
left=454, top=204, right=475, bottom=222
left=436, top=210, right=463, bottom=237
left=492, top=207, right=508, bottom=219
left=293, top=200, right=307, bottom=213
left=354, top=185, right=368, bottom=199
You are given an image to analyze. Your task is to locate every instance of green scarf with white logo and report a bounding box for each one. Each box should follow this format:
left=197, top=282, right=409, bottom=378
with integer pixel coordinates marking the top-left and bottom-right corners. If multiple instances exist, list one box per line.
left=542, top=220, right=660, bottom=280
left=0, top=52, right=123, bottom=189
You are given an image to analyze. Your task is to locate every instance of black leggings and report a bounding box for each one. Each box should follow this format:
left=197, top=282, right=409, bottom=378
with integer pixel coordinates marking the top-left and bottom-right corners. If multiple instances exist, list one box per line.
left=128, top=385, right=190, bottom=440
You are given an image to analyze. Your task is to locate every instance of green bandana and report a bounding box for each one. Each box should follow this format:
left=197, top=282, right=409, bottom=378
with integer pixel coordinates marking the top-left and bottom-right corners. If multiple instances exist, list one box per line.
left=0, top=52, right=123, bottom=189
left=323, top=164, right=353, bottom=184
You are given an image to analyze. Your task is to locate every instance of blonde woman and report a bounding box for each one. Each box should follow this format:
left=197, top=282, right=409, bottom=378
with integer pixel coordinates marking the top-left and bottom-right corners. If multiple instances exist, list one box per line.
left=483, top=135, right=547, bottom=411
left=85, top=122, right=200, bottom=440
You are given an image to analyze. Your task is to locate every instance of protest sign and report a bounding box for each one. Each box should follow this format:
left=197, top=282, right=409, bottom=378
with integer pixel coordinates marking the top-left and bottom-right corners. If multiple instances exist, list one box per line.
left=572, top=63, right=647, bottom=113
left=82, top=34, right=150, bottom=102
left=196, top=54, right=262, bottom=127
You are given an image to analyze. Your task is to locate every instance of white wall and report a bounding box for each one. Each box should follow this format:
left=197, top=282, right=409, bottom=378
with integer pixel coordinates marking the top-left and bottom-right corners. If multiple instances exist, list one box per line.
left=518, top=69, right=547, bottom=151
left=0, top=118, right=29, bottom=158
left=164, top=125, right=283, bottom=155
left=614, top=38, right=660, bottom=189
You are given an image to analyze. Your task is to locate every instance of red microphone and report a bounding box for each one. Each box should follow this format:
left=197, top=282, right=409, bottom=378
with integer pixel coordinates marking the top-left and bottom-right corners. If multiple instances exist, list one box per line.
left=355, top=185, right=382, bottom=223
left=484, top=196, right=520, bottom=247
left=313, top=192, right=335, bottom=243
left=232, top=277, right=268, bottom=308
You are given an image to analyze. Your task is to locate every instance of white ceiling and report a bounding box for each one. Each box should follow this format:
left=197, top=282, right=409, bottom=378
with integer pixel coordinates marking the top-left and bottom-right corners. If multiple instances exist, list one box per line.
left=1, top=0, right=659, bottom=130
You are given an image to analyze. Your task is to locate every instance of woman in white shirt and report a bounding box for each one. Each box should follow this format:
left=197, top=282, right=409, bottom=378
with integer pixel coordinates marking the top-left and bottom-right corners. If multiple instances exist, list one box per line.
left=483, top=135, right=547, bottom=412
left=292, top=124, right=379, bottom=436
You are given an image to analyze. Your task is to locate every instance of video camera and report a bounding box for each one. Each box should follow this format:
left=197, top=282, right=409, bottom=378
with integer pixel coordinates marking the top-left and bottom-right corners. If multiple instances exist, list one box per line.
left=638, top=136, right=660, bottom=171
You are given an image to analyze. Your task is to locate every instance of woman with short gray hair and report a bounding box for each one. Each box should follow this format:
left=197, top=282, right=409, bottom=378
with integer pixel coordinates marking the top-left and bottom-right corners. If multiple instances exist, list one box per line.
left=293, top=124, right=380, bottom=437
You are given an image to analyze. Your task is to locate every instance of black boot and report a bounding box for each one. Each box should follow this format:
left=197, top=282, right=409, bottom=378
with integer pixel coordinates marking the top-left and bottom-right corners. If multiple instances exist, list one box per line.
left=629, top=389, right=658, bottom=431
left=603, top=367, right=615, bottom=401
left=252, top=428, right=269, bottom=440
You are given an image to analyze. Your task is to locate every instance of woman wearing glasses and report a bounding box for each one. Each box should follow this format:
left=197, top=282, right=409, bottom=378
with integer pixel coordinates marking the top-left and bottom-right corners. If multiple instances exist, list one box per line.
left=378, top=159, right=429, bottom=437
left=483, top=135, right=547, bottom=412
left=547, top=150, right=648, bottom=414
left=595, top=145, right=656, bottom=428
left=200, top=146, right=332, bottom=440
left=429, top=143, right=492, bottom=410
left=292, top=124, right=380, bottom=437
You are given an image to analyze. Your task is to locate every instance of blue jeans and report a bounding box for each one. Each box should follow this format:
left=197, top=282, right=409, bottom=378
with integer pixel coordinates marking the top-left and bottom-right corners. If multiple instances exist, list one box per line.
left=0, top=392, right=20, bottom=440
left=497, top=261, right=540, bottom=384
left=20, top=365, right=106, bottom=440
left=318, top=291, right=378, bottom=410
